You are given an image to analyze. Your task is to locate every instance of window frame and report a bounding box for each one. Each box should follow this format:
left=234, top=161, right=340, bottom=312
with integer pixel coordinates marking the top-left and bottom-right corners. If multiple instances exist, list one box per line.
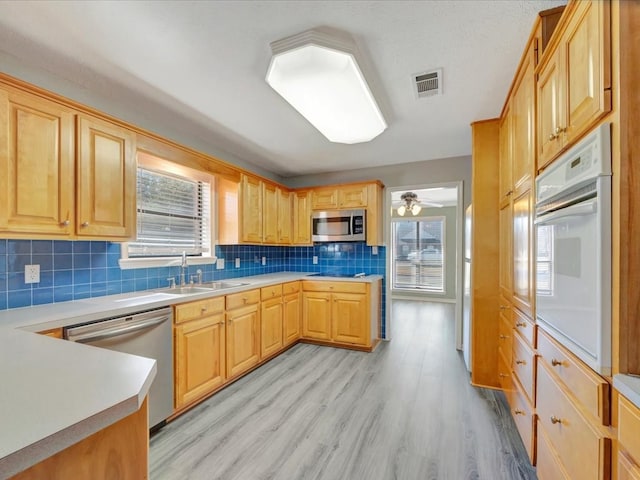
left=119, top=152, right=217, bottom=270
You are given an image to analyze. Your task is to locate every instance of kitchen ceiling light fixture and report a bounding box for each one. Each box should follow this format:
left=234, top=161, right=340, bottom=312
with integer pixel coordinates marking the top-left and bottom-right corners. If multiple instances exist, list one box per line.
left=266, top=28, right=387, bottom=144
left=397, top=192, right=422, bottom=216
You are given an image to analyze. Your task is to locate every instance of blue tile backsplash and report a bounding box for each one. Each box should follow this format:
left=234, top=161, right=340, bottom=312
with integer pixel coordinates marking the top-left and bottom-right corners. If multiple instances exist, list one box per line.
left=0, top=240, right=387, bottom=336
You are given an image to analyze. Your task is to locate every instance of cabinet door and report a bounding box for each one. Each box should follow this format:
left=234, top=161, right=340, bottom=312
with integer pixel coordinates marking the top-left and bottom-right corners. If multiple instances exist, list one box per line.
left=77, top=114, right=136, bottom=239
left=563, top=0, right=611, bottom=145
left=277, top=188, right=292, bottom=244
left=499, top=200, right=513, bottom=299
left=262, top=182, right=278, bottom=244
left=338, top=185, right=367, bottom=208
left=0, top=88, right=75, bottom=235
left=619, top=451, right=640, bottom=480
left=226, top=304, right=260, bottom=378
left=537, top=49, right=564, bottom=170
left=512, top=49, right=535, bottom=189
left=293, top=190, right=311, bottom=245
left=283, top=292, right=301, bottom=346
left=302, top=291, right=332, bottom=340
left=499, top=103, right=513, bottom=202
left=332, top=292, right=368, bottom=345
left=311, top=188, right=338, bottom=210
left=174, top=314, right=226, bottom=408
left=261, top=296, right=283, bottom=358
left=241, top=174, right=262, bottom=243
left=512, top=188, right=533, bottom=317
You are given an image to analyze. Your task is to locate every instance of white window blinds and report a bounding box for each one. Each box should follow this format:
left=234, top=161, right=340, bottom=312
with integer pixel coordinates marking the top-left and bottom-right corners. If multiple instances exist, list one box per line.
left=128, top=167, right=211, bottom=257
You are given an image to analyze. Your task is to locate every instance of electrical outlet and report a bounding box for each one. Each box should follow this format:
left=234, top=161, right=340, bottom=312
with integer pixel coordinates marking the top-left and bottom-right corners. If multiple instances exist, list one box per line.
left=372, top=246, right=378, bottom=255
left=261, top=256, right=266, bottom=266
left=312, top=256, right=318, bottom=264
left=25, top=264, right=40, bottom=284
left=235, top=258, right=240, bottom=268
left=216, top=258, right=225, bottom=270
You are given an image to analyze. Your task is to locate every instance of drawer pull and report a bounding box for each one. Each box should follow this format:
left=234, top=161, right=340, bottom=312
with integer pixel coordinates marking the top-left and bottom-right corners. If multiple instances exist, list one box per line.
left=499, top=373, right=509, bottom=378
left=550, top=416, right=562, bottom=425
left=201, top=307, right=208, bottom=313
left=514, top=409, right=525, bottom=416
left=499, top=334, right=509, bottom=340
left=515, top=359, right=526, bottom=365
left=555, top=126, right=566, bottom=134
left=515, top=321, right=527, bottom=328
left=548, top=133, right=557, bottom=141
left=81, top=221, right=90, bottom=227
left=551, top=358, right=563, bottom=367
left=61, top=220, right=70, bottom=226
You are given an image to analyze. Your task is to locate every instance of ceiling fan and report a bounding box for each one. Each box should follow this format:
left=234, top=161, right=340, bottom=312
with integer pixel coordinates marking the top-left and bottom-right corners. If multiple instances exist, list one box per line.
left=393, top=191, right=443, bottom=216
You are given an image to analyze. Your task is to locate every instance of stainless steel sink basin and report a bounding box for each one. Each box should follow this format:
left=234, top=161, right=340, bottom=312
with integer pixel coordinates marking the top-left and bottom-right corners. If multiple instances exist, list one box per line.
left=160, top=281, right=249, bottom=295
left=201, top=281, right=249, bottom=290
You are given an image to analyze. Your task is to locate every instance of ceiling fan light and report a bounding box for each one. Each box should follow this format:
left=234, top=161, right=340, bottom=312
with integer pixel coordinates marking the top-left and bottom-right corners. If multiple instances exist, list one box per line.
left=397, top=205, right=406, bottom=216
left=411, top=204, right=422, bottom=215
left=266, top=28, right=387, bottom=144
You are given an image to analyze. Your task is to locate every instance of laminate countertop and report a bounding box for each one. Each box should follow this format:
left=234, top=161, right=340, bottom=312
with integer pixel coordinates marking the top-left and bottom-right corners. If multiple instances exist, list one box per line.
left=0, top=272, right=382, bottom=478
left=614, top=374, right=640, bottom=409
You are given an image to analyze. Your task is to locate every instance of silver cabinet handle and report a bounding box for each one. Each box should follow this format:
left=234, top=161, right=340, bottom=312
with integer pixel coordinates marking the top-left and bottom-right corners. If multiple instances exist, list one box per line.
left=61, top=220, right=70, bottom=226
left=81, top=222, right=90, bottom=227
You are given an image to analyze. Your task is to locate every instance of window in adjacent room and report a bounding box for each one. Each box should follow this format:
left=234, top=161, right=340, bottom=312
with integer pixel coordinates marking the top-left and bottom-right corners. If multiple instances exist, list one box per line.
left=120, top=152, right=215, bottom=268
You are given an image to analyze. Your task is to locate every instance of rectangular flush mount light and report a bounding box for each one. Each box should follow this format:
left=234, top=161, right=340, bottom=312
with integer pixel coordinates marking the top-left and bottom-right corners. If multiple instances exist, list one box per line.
left=266, top=28, right=387, bottom=144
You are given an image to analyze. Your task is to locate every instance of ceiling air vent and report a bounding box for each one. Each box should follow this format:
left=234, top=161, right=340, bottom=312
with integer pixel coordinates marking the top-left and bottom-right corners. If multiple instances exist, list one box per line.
left=413, top=69, right=442, bottom=98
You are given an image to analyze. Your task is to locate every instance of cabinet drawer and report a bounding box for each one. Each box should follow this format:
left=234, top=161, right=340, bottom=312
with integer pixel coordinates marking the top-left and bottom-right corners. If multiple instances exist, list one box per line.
left=619, top=395, right=640, bottom=465
left=226, top=289, right=260, bottom=310
left=261, top=284, right=283, bottom=300
left=536, top=419, right=570, bottom=480
left=619, top=450, right=640, bottom=480
left=537, top=362, right=611, bottom=480
left=506, top=378, right=535, bottom=463
left=512, top=331, right=536, bottom=405
left=537, top=328, right=610, bottom=425
left=174, top=296, right=225, bottom=324
left=302, top=280, right=367, bottom=294
left=282, top=281, right=300, bottom=295
left=512, top=307, right=535, bottom=347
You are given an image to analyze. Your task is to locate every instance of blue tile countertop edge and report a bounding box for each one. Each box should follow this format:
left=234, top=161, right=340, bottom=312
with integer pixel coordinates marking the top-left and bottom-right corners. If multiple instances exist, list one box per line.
left=613, top=374, right=640, bottom=409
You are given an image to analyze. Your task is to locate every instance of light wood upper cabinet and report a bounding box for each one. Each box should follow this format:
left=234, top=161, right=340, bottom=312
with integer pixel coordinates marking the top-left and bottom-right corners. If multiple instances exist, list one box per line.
left=262, top=182, right=278, bottom=244
left=277, top=187, right=292, bottom=244
left=0, top=88, right=75, bottom=236
left=292, top=190, right=311, bottom=245
left=311, top=188, right=338, bottom=210
left=511, top=45, right=535, bottom=191
left=76, top=114, right=136, bottom=239
left=240, top=174, right=263, bottom=243
left=338, top=184, right=367, bottom=208
left=537, top=0, right=611, bottom=170
left=499, top=103, right=513, bottom=202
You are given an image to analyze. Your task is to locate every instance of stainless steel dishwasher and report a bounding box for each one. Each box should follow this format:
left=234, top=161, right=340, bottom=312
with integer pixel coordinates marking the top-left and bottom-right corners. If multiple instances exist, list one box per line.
left=64, top=307, right=173, bottom=431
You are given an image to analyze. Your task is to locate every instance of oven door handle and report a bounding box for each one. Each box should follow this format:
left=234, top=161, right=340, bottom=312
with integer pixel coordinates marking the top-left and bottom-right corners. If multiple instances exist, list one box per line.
left=534, top=198, right=597, bottom=225
left=68, top=316, right=168, bottom=343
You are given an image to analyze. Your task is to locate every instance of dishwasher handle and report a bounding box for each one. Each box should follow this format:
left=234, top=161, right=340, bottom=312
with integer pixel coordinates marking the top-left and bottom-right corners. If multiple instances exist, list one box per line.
left=67, top=315, right=168, bottom=344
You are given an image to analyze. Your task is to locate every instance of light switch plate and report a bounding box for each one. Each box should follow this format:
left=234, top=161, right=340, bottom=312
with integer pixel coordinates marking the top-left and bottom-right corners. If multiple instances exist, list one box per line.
left=25, top=264, right=40, bottom=284
left=216, top=258, right=225, bottom=270
left=312, top=256, right=318, bottom=264
left=235, top=258, right=241, bottom=268
left=261, top=256, right=266, bottom=266
left=372, top=246, right=378, bottom=255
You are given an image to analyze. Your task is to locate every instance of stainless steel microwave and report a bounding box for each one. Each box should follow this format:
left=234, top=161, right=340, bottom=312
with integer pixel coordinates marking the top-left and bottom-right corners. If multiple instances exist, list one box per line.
left=312, top=209, right=366, bottom=242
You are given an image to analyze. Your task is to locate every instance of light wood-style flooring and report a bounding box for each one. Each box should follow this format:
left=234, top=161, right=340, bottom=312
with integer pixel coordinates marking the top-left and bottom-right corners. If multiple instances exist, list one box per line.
left=150, top=300, right=536, bottom=479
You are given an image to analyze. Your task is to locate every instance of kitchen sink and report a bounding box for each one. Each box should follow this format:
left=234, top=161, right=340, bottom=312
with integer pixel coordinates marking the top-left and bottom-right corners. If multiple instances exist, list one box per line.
left=201, top=281, right=249, bottom=290
left=160, top=281, right=249, bottom=295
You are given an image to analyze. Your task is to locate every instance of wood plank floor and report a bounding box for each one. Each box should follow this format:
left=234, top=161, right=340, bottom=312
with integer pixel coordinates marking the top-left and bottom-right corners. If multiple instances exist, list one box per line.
left=150, top=300, right=537, bottom=480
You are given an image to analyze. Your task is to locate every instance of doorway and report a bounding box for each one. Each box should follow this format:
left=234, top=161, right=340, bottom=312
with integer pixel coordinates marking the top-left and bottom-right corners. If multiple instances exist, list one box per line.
left=385, top=182, right=464, bottom=349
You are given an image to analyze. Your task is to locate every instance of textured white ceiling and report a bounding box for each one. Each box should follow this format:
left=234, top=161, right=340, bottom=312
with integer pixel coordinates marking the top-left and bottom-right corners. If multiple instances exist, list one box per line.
left=0, top=0, right=566, bottom=178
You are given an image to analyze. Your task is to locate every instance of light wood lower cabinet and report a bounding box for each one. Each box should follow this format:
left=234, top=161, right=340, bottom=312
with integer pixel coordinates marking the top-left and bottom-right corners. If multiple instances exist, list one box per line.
left=261, top=284, right=283, bottom=359
left=618, top=394, right=640, bottom=480
left=283, top=282, right=301, bottom=346
left=174, top=297, right=226, bottom=409
left=301, top=280, right=379, bottom=349
left=619, top=451, right=640, bottom=480
left=226, top=290, right=260, bottom=378
left=506, top=377, right=536, bottom=464
left=536, top=418, right=570, bottom=480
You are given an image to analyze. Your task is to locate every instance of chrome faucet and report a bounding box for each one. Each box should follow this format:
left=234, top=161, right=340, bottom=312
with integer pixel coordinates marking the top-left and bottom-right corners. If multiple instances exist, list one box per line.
left=180, top=251, right=188, bottom=286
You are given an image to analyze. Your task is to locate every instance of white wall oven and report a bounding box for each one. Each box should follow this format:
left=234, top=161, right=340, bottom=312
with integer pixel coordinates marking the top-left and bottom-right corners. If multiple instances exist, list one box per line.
left=535, top=123, right=612, bottom=375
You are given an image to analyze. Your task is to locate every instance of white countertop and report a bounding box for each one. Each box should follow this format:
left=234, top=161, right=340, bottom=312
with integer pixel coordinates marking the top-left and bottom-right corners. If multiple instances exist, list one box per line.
left=614, top=374, right=640, bottom=409
left=0, top=271, right=382, bottom=478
